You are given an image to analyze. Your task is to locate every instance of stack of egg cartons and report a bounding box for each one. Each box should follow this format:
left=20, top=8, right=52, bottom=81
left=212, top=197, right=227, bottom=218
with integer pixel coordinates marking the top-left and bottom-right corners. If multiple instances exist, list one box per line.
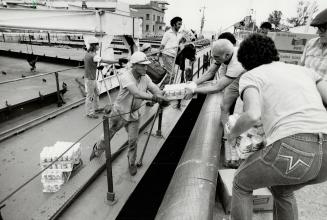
left=40, top=141, right=81, bottom=192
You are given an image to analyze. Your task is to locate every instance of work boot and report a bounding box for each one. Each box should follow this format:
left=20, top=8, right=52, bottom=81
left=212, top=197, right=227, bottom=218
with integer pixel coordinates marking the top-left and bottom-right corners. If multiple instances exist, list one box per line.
left=127, top=155, right=137, bottom=176
left=89, top=143, right=103, bottom=161
left=95, top=107, right=105, bottom=113
left=87, top=114, right=99, bottom=119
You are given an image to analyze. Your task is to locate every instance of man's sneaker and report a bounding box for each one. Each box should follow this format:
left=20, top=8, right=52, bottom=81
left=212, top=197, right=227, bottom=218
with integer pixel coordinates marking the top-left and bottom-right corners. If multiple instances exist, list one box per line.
left=87, top=114, right=99, bottom=119
left=127, top=155, right=137, bottom=176
left=95, top=107, right=105, bottom=113
left=128, top=163, right=137, bottom=176
left=90, top=143, right=101, bottom=161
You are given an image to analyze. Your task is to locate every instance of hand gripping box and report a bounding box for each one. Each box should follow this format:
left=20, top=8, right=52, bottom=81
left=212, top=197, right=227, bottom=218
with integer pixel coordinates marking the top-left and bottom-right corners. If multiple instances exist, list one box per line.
left=218, top=169, right=273, bottom=214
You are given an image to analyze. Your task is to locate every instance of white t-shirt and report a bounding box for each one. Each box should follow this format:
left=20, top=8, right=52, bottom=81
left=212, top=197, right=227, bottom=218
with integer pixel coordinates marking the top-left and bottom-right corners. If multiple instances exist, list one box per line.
left=161, top=29, right=183, bottom=57
left=239, top=61, right=327, bottom=146
left=114, top=68, right=155, bottom=121
left=217, top=47, right=245, bottom=79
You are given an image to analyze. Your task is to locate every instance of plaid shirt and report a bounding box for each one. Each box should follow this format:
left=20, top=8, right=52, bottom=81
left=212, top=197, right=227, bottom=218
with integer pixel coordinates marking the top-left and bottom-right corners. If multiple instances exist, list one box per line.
left=300, top=37, right=327, bottom=78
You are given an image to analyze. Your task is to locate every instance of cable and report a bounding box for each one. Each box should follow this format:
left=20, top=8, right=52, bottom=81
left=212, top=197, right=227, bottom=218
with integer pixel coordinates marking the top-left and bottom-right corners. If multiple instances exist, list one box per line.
left=0, top=65, right=84, bottom=85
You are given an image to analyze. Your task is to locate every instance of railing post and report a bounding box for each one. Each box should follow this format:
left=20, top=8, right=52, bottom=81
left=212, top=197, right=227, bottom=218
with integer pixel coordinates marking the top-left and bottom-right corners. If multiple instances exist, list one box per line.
left=202, top=54, right=205, bottom=74
left=0, top=204, right=5, bottom=220
left=156, top=106, right=163, bottom=137
left=197, top=57, right=200, bottom=78
left=54, top=72, right=63, bottom=107
left=103, top=115, right=117, bottom=205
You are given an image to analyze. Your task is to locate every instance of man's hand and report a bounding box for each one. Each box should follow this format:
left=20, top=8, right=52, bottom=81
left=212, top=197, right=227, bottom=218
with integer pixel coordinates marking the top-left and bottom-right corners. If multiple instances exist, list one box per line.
left=152, top=94, right=170, bottom=107
left=226, top=132, right=238, bottom=148
left=184, top=87, right=194, bottom=100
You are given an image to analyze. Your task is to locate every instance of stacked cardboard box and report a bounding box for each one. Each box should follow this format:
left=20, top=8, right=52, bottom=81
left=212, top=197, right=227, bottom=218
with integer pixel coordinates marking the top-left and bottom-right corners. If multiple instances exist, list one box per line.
left=40, top=141, right=81, bottom=192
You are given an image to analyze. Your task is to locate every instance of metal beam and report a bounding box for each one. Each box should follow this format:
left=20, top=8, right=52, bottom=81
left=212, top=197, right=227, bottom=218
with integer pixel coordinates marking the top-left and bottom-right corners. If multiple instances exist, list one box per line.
left=0, top=8, right=142, bottom=37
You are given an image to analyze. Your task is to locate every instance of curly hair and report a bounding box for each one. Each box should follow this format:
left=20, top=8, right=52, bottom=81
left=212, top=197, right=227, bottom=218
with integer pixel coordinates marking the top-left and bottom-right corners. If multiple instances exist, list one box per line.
left=237, top=34, right=279, bottom=70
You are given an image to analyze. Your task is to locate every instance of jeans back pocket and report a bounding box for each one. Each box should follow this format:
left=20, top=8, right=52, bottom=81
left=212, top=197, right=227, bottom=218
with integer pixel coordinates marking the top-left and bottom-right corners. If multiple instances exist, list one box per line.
left=273, top=142, right=314, bottom=180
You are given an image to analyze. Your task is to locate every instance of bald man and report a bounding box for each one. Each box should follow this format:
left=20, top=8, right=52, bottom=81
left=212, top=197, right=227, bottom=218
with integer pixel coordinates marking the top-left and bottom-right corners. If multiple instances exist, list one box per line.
left=185, top=39, right=246, bottom=168
left=185, top=39, right=245, bottom=99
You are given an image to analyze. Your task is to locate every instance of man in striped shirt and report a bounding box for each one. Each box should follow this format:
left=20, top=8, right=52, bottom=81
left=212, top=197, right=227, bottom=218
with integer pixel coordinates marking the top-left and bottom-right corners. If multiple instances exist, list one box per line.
left=300, top=8, right=327, bottom=77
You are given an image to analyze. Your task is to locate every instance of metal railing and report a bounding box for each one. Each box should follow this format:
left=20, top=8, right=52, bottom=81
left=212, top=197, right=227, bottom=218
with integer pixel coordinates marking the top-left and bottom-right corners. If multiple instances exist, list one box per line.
left=0, top=65, right=84, bottom=107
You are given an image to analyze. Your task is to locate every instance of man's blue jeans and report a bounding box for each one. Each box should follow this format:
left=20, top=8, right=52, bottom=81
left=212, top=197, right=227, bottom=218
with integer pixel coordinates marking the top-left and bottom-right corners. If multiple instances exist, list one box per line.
left=231, top=133, right=327, bottom=220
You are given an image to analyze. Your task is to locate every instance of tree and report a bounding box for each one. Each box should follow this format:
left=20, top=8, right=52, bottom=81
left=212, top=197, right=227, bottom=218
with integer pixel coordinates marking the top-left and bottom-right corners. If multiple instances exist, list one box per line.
left=268, top=10, right=283, bottom=28
left=287, top=0, right=318, bottom=27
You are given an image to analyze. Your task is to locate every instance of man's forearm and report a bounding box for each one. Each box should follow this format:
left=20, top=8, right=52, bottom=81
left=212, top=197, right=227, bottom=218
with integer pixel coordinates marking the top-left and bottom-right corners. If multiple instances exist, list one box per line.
left=230, top=113, right=259, bottom=138
left=194, top=71, right=214, bottom=85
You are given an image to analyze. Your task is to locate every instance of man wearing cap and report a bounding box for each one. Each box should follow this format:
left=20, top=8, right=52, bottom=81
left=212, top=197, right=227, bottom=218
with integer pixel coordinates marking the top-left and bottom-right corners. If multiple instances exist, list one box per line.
left=89, top=51, right=168, bottom=176
left=300, top=8, right=327, bottom=78
left=140, top=43, right=152, bottom=54
left=84, top=36, right=117, bottom=119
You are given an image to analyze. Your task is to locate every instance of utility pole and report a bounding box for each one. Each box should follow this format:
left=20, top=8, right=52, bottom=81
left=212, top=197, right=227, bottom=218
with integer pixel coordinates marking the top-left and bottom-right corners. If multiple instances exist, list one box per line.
left=200, top=5, right=206, bottom=38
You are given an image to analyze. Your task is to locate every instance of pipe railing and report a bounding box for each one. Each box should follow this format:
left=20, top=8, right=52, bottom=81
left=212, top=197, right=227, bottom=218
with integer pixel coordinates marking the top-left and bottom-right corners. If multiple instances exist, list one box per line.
left=0, top=65, right=83, bottom=107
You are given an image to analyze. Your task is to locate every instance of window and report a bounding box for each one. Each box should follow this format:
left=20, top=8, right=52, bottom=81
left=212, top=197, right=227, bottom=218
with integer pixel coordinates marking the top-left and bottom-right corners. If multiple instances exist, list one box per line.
left=146, top=25, right=149, bottom=32
left=157, top=16, right=160, bottom=22
left=146, top=14, right=150, bottom=20
left=153, top=25, right=154, bottom=31
left=159, top=26, right=162, bottom=30
left=162, top=17, right=164, bottom=22
left=153, top=15, right=155, bottom=21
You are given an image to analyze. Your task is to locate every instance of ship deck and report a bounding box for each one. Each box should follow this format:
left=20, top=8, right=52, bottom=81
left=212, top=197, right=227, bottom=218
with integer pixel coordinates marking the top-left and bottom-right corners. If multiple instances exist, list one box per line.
left=0, top=48, right=327, bottom=220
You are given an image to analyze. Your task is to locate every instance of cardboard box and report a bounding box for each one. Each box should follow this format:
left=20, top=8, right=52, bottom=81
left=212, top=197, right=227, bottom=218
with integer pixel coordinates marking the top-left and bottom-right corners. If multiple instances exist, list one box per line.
left=279, top=52, right=303, bottom=65
left=218, top=169, right=273, bottom=214
left=268, top=32, right=317, bottom=53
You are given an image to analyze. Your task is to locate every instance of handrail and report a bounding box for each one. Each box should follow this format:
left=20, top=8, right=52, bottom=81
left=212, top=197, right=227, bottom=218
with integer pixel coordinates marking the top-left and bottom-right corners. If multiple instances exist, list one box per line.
left=0, top=65, right=84, bottom=85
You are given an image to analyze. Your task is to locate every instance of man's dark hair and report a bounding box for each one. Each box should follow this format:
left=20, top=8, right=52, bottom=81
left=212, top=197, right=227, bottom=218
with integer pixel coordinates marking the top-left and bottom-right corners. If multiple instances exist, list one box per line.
left=260, top=22, right=272, bottom=30
left=170, top=17, right=182, bottom=26
left=218, top=32, right=237, bottom=45
left=237, top=34, right=279, bottom=71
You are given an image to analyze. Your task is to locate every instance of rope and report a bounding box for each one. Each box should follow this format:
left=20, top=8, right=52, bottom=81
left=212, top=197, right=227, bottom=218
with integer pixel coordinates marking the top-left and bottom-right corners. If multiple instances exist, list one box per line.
left=0, top=102, right=147, bottom=205
left=0, top=65, right=84, bottom=85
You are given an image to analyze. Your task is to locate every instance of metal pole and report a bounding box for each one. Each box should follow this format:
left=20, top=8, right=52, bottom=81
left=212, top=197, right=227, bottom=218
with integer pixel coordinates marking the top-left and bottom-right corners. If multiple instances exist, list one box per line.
left=103, top=115, right=116, bottom=204
left=54, top=72, right=62, bottom=107
left=156, top=106, right=163, bottom=137
left=0, top=204, right=5, bottom=220
left=137, top=106, right=160, bottom=167
left=202, top=54, right=205, bottom=74
left=197, top=57, right=200, bottom=78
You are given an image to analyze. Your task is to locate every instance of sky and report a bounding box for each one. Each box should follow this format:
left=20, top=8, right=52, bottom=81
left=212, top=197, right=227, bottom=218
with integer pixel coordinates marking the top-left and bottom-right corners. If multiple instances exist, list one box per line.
left=122, top=0, right=327, bottom=33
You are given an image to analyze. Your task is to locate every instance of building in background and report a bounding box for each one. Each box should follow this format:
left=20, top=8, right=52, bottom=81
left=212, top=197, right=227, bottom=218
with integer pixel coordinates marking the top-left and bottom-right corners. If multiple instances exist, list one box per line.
left=130, top=1, right=168, bottom=38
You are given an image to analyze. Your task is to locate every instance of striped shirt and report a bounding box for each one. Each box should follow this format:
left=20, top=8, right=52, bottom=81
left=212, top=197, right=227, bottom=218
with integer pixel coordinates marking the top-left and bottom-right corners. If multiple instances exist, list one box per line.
left=300, top=37, right=327, bottom=78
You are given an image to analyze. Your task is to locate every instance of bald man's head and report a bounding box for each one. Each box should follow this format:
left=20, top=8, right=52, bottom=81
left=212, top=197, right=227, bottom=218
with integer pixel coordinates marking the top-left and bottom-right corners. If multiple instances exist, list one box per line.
left=212, top=39, right=234, bottom=64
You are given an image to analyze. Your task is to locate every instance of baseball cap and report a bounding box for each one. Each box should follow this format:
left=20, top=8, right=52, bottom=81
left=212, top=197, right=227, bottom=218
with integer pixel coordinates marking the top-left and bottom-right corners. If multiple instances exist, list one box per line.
left=311, top=8, right=327, bottom=27
left=140, top=43, right=151, bottom=52
left=130, top=51, right=151, bottom=64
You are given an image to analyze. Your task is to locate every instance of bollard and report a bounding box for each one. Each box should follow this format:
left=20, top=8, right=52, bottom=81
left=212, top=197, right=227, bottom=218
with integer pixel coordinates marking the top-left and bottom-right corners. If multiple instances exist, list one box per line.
left=103, top=115, right=117, bottom=205
left=54, top=72, right=63, bottom=107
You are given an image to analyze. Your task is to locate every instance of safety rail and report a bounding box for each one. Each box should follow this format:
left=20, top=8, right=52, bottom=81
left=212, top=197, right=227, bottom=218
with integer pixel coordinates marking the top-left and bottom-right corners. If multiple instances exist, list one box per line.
left=0, top=45, right=212, bottom=220
left=0, top=65, right=84, bottom=108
